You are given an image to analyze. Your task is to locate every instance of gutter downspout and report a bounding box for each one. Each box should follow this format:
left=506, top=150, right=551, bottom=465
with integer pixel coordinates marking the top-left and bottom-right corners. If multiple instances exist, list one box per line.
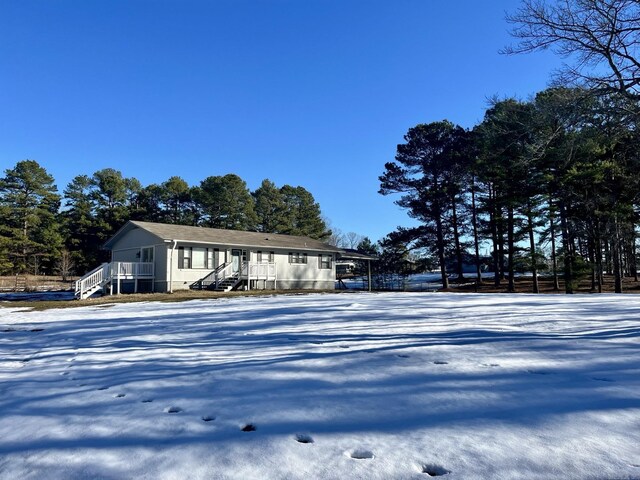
left=169, top=240, right=177, bottom=293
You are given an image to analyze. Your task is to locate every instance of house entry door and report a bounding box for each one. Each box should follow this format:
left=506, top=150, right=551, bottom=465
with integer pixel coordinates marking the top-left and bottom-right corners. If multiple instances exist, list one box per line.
left=231, top=249, right=241, bottom=273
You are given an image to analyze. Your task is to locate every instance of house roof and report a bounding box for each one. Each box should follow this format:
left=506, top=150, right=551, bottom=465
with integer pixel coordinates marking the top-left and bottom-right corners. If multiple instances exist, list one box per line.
left=104, top=220, right=343, bottom=253
left=337, top=249, right=378, bottom=261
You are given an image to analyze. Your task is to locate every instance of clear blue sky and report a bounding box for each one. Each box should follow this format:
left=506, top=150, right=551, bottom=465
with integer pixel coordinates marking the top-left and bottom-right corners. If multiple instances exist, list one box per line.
left=0, top=0, right=560, bottom=242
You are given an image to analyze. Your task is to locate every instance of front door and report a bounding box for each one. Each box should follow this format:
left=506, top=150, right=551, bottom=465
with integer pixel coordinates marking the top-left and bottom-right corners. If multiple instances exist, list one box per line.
left=232, top=249, right=241, bottom=273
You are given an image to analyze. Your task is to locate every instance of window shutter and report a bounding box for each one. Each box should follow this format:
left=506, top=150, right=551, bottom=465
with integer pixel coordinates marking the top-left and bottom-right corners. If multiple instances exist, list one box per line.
left=318, top=254, right=322, bottom=268
left=178, top=247, right=184, bottom=269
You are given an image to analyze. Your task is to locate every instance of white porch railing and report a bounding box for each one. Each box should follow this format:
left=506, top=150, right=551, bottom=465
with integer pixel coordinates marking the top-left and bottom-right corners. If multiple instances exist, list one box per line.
left=110, top=262, right=154, bottom=278
left=75, top=263, right=109, bottom=300
left=75, top=262, right=155, bottom=299
left=243, top=262, right=277, bottom=290
left=242, top=262, right=276, bottom=280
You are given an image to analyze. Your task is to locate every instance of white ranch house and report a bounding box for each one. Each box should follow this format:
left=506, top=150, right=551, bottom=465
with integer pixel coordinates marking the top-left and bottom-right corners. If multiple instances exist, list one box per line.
left=75, top=221, right=346, bottom=299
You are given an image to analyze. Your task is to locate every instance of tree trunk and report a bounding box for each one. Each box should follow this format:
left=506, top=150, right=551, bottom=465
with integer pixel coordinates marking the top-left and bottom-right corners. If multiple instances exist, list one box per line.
left=613, top=216, right=623, bottom=293
left=507, top=206, right=515, bottom=293
left=471, top=176, right=483, bottom=285
left=548, top=199, right=560, bottom=291
left=434, top=209, right=449, bottom=290
left=527, top=206, right=539, bottom=294
left=559, top=199, right=574, bottom=294
left=450, top=193, right=465, bottom=281
left=489, top=186, right=501, bottom=287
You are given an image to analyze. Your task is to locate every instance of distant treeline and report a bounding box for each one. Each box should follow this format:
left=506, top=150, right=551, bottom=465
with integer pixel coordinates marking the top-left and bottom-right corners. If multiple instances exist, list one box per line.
left=0, top=165, right=330, bottom=276
left=379, top=87, right=640, bottom=293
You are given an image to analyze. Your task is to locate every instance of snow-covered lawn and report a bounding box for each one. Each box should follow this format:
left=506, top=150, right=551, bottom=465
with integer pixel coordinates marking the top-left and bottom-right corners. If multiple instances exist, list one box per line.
left=1, top=293, right=639, bottom=479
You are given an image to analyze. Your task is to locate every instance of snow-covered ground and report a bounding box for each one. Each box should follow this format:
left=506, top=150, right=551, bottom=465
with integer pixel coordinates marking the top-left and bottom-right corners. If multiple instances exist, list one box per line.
left=1, top=292, right=639, bottom=479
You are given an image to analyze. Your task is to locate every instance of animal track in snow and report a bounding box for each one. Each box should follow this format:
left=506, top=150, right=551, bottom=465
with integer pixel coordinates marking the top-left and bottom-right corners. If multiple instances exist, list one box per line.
left=141, top=399, right=153, bottom=403
left=295, top=434, right=314, bottom=444
left=421, top=464, right=450, bottom=476
left=346, top=449, right=374, bottom=460
left=433, top=361, right=448, bottom=365
left=97, top=386, right=109, bottom=391
left=114, top=393, right=126, bottom=398
left=164, top=406, right=182, bottom=414
left=241, top=423, right=256, bottom=432
left=201, top=415, right=216, bottom=422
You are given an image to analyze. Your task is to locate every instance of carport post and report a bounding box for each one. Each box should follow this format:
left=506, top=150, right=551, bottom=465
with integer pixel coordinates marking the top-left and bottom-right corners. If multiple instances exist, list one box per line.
left=367, top=260, right=372, bottom=292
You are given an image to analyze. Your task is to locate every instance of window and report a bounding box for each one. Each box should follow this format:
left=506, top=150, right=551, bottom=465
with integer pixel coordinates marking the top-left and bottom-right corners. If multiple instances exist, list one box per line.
left=141, top=247, right=154, bottom=263
left=319, top=254, right=332, bottom=269
left=289, top=252, right=307, bottom=264
left=192, top=248, right=206, bottom=269
left=179, top=247, right=191, bottom=269
left=256, top=251, right=273, bottom=263
left=179, top=247, right=217, bottom=269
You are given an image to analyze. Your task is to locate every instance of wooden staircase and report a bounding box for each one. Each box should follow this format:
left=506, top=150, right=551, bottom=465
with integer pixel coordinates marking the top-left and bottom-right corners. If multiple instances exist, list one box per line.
left=75, top=263, right=109, bottom=300
left=14, top=275, right=27, bottom=292
left=74, top=262, right=155, bottom=300
left=191, top=262, right=243, bottom=292
left=211, top=274, right=242, bottom=292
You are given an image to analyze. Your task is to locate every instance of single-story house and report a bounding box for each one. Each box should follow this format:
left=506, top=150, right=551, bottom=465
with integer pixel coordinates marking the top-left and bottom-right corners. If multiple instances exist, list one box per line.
left=75, top=220, right=348, bottom=299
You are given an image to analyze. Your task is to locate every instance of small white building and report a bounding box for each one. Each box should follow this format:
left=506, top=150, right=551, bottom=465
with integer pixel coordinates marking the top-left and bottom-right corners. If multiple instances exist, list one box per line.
left=75, top=220, right=342, bottom=299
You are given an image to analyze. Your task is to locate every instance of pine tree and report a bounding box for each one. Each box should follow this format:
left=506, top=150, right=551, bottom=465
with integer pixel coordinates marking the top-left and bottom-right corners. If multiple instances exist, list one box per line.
left=0, top=160, right=62, bottom=274
left=195, top=174, right=258, bottom=230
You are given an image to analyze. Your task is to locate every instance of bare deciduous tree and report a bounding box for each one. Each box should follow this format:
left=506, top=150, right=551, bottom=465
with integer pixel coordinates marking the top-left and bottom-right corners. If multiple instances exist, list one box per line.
left=56, top=249, right=75, bottom=282
left=344, top=232, right=365, bottom=250
left=504, top=0, right=640, bottom=98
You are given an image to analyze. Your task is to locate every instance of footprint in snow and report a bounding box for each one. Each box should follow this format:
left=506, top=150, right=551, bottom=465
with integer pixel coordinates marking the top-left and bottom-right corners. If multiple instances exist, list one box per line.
left=241, top=423, right=256, bottom=432
left=202, top=415, right=216, bottom=422
left=346, top=449, right=374, bottom=460
left=114, top=393, right=126, bottom=398
left=421, top=464, right=450, bottom=476
left=433, top=361, right=448, bottom=365
left=141, top=399, right=153, bottom=403
left=339, top=345, right=350, bottom=349
left=164, top=406, right=182, bottom=414
left=97, top=386, right=110, bottom=391
left=295, top=434, right=314, bottom=444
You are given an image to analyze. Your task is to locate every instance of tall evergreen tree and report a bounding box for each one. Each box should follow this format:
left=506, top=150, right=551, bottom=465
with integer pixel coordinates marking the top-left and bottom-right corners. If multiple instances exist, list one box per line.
left=379, top=121, right=469, bottom=288
left=279, top=185, right=331, bottom=239
left=253, top=179, right=288, bottom=233
left=195, top=174, right=258, bottom=230
left=0, top=160, right=62, bottom=274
